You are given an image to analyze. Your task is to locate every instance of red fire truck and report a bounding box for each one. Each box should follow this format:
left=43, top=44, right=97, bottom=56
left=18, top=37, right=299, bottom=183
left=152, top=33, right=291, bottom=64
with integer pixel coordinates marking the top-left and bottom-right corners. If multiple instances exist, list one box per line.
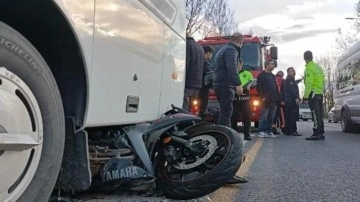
left=196, top=35, right=278, bottom=128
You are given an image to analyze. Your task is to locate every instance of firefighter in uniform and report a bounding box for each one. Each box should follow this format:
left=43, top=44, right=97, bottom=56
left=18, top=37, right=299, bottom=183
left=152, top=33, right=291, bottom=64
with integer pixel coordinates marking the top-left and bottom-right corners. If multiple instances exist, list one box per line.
left=231, top=59, right=253, bottom=141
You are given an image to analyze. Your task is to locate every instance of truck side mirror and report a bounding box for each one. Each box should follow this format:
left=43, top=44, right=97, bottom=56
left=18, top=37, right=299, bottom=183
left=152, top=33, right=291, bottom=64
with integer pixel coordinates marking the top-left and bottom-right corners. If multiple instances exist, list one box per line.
left=270, top=47, right=278, bottom=60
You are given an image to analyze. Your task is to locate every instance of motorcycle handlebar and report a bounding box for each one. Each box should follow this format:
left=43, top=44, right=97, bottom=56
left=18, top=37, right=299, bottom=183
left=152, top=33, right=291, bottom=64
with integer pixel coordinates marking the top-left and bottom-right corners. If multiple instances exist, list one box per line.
left=166, top=104, right=193, bottom=116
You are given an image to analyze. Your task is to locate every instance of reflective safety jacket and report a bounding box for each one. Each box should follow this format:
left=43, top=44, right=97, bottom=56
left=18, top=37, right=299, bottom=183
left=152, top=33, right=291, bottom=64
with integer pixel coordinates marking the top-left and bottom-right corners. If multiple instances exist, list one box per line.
left=235, top=70, right=253, bottom=101
left=239, top=70, right=253, bottom=88
left=303, top=61, right=325, bottom=99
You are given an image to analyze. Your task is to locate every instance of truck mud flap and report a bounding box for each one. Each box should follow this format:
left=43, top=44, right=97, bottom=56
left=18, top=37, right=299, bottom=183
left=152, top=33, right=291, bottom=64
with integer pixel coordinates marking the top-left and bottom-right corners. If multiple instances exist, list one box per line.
left=55, top=117, right=91, bottom=190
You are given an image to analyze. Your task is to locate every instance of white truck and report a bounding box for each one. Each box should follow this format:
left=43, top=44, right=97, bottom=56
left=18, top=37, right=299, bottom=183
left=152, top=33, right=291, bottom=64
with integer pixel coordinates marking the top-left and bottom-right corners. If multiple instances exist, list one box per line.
left=0, top=1, right=224, bottom=201
left=334, top=41, right=360, bottom=132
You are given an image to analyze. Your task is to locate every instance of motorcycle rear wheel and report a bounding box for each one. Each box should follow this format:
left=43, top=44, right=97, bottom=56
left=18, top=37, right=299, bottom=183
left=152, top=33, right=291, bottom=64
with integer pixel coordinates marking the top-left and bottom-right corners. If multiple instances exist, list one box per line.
left=156, top=124, right=244, bottom=200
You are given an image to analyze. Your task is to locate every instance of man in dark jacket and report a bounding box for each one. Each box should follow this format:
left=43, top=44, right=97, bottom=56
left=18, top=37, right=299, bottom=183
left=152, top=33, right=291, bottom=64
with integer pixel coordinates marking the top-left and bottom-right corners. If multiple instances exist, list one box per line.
left=256, top=60, right=279, bottom=138
left=199, top=45, right=215, bottom=118
left=284, top=67, right=301, bottom=136
left=213, top=33, right=243, bottom=127
left=183, top=35, right=205, bottom=110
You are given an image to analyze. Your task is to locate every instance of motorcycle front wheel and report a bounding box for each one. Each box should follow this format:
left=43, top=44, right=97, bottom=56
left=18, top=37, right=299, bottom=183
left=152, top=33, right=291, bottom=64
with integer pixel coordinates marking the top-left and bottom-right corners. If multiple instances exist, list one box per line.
left=155, top=124, right=244, bottom=200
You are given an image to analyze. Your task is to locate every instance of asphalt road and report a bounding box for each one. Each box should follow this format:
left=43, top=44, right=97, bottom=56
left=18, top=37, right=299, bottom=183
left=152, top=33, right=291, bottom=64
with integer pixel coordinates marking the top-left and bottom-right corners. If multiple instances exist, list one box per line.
left=65, top=120, right=360, bottom=202
left=210, top=120, right=360, bottom=202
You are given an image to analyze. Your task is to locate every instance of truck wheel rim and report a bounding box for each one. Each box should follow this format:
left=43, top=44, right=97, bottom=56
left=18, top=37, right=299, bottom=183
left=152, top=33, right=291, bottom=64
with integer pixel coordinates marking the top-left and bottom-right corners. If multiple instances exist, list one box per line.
left=0, top=67, right=43, bottom=201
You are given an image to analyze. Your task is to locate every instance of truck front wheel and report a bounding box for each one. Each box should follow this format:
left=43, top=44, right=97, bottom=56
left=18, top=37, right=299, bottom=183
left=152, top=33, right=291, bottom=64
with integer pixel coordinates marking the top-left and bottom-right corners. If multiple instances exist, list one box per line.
left=341, top=110, right=358, bottom=133
left=0, top=21, right=65, bottom=202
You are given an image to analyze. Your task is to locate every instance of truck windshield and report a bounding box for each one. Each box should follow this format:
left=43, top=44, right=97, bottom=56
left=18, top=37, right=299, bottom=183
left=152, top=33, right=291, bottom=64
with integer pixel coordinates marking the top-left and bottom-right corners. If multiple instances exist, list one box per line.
left=208, top=43, right=261, bottom=71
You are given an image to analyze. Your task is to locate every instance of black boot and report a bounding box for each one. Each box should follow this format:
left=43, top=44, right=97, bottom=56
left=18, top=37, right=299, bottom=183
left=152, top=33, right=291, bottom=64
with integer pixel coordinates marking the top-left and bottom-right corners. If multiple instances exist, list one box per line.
left=305, top=134, right=321, bottom=140
left=320, top=134, right=325, bottom=140
left=227, top=175, right=248, bottom=184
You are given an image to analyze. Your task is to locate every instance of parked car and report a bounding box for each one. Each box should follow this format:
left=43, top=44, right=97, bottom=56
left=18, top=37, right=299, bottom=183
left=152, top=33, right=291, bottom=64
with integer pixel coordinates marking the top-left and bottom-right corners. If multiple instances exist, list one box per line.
left=328, top=107, right=337, bottom=123
left=299, top=103, right=311, bottom=121
left=334, top=41, right=360, bottom=133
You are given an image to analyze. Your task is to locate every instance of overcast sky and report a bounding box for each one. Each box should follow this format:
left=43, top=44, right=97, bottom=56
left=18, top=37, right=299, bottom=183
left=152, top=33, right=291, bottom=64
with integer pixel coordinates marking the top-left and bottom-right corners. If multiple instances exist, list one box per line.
left=228, top=0, right=357, bottom=79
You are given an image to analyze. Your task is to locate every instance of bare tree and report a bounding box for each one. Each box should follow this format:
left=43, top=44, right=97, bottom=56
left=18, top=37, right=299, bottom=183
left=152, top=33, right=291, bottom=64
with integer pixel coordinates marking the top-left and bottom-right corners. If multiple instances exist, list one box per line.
left=319, top=0, right=360, bottom=113
left=186, top=0, right=238, bottom=37
left=355, top=0, right=360, bottom=32
left=222, top=8, right=238, bottom=35
left=316, top=53, right=337, bottom=113
left=209, top=0, right=238, bottom=36
left=186, top=0, right=215, bottom=36
left=335, top=28, right=359, bottom=54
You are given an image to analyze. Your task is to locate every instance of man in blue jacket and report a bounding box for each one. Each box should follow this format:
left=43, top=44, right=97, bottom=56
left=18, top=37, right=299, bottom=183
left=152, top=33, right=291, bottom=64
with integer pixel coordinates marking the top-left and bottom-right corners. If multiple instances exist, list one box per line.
left=213, top=33, right=243, bottom=127
left=213, top=33, right=247, bottom=184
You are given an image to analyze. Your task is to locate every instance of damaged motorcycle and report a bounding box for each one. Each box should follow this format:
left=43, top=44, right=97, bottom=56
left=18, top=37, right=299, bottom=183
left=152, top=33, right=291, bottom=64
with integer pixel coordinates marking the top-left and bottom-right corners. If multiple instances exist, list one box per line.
left=86, top=105, right=244, bottom=200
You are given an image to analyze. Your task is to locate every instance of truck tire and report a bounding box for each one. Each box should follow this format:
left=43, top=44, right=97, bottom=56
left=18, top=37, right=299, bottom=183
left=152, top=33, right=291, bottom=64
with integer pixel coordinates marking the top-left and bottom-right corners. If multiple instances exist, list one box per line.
left=0, top=21, right=65, bottom=202
left=341, top=110, right=358, bottom=133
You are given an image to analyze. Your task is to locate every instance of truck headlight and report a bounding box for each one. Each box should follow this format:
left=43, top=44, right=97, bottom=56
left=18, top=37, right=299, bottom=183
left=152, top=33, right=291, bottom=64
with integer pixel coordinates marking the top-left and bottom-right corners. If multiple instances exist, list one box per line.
left=253, top=100, right=260, bottom=107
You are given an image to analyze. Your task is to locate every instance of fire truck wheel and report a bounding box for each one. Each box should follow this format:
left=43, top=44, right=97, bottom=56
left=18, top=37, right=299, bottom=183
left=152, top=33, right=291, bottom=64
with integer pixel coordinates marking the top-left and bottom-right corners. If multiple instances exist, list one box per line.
left=0, top=21, right=65, bottom=202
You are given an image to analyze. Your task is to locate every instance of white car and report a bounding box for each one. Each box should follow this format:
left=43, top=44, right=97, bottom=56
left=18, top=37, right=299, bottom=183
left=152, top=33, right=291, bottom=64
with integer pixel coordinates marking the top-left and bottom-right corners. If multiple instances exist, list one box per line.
left=299, top=103, right=312, bottom=121
left=328, top=107, right=337, bottom=123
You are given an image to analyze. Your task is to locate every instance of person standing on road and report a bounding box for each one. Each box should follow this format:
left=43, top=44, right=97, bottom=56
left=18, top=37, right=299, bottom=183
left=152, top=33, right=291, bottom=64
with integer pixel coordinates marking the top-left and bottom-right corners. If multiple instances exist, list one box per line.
left=213, top=33, right=247, bottom=184
left=256, top=60, right=279, bottom=138
left=213, top=33, right=243, bottom=127
left=302, top=51, right=325, bottom=140
left=183, top=34, right=205, bottom=111
left=199, top=45, right=215, bottom=119
left=231, top=59, right=253, bottom=141
left=283, top=67, right=301, bottom=136
left=272, top=70, right=285, bottom=134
